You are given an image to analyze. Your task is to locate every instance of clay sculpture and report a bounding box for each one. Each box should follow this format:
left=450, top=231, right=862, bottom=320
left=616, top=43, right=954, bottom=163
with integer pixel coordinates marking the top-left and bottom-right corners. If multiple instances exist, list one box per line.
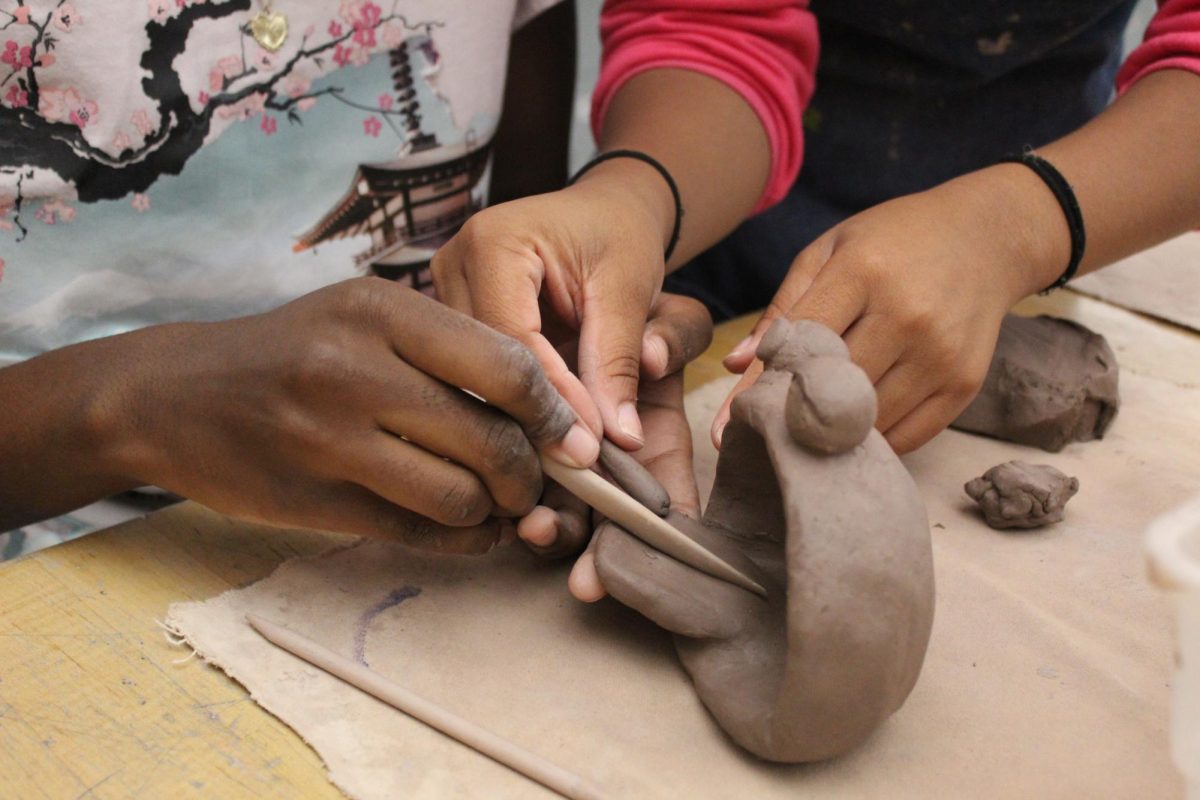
left=951, top=315, right=1119, bottom=452
left=965, top=461, right=1079, bottom=530
left=593, top=319, right=935, bottom=763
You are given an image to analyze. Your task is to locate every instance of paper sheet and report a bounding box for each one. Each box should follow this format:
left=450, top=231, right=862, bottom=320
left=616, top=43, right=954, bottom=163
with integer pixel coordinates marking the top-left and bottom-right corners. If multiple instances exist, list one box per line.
left=168, top=302, right=1196, bottom=799
left=1072, top=233, right=1200, bottom=332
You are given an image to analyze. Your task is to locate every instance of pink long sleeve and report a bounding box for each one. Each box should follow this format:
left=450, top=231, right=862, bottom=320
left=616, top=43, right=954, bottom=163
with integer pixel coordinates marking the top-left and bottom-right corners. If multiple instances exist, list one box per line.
left=1116, top=0, right=1200, bottom=92
left=592, top=0, right=818, bottom=213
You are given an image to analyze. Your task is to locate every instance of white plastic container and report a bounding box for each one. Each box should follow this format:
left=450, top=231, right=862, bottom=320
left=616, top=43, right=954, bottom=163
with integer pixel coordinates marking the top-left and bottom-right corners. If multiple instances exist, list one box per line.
left=1147, top=495, right=1200, bottom=798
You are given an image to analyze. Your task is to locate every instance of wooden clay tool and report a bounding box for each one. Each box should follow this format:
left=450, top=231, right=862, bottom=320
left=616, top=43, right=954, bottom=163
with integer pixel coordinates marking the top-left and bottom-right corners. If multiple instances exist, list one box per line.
left=541, top=455, right=768, bottom=597
left=246, top=614, right=605, bottom=800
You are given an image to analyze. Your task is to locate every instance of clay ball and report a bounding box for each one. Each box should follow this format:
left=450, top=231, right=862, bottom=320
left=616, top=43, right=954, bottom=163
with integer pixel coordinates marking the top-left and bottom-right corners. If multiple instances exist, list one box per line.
left=757, top=319, right=849, bottom=374
left=785, top=357, right=877, bottom=454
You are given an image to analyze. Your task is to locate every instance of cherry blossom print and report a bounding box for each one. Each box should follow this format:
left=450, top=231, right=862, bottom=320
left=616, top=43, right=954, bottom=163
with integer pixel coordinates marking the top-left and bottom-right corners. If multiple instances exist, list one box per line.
left=147, top=0, right=172, bottom=24
left=209, top=54, right=243, bottom=92
left=363, top=116, right=381, bottom=137
left=52, top=4, right=81, bottom=32
left=216, top=91, right=265, bottom=121
left=130, top=193, right=150, bottom=212
left=380, top=22, right=406, bottom=49
left=131, top=109, right=154, bottom=136
left=34, top=199, right=76, bottom=226
left=69, top=99, right=99, bottom=128
left=260, top=114, right=277, bottom=135
left=4, top=85, right=28, bottom=109
left=112, top=131, right=131, bottom=152
left=2, top=40, right=33, bottom=70
left=252, top=48, right=276, bottom=71
left=36, top=52, right=54, bottom=67
left=283, top=73, right=311, bottom=98
left=11, top=7, right=30, bottom=25
left=378, top=93, right=393, bottom=111
left=38, top=88, right=98, bottom=128
left=0, top=257, right=5, bottom=283
left=328, top=21, right=343, bottom=38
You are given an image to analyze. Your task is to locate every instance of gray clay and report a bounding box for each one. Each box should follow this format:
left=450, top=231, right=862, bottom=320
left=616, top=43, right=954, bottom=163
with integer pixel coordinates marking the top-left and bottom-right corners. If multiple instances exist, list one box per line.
left=598, top=438, right=670, bottom=517
left=965, top=460, right=1079, bottom=530
left=785, top=356, right=877, bottom=455
left=594, top=318, right=935, bottom=763
left=951, top=314, right=1120, bottom=452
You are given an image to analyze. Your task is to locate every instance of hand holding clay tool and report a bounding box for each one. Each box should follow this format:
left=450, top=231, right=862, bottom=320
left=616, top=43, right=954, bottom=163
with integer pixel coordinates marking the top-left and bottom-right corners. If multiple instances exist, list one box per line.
left=246, top=614, right=605, bottom=800
left=541, top=454, right=768, bottom=597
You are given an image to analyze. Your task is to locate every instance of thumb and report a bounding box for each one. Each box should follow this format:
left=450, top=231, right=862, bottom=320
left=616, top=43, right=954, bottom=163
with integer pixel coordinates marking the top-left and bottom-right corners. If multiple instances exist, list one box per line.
left=577, top=265, right=658, bottom=451
left=640, top=292, right=714, bottom=381
left=723, top=233, right=836, bottom=374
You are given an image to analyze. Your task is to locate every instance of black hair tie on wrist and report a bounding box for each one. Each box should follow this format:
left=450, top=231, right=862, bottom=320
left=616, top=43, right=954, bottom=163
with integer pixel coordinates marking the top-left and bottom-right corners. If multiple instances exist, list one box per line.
left=568, top=149, right=684, bottom=263
left=999, top=150, right=1086, bottom=294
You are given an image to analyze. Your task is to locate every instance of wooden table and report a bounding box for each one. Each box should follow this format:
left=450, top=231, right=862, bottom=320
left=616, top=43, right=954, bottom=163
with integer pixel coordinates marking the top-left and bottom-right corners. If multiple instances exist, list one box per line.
left=0, top=290, right=1180, bottom=798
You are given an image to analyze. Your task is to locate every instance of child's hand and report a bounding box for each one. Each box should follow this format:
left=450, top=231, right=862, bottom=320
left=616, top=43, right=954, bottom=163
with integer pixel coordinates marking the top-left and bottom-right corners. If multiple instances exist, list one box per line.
left=512, top=293, right=711, bottom=601
left=716, top=167, right=1068, bottom=454
left=105, top=279, right=598, bottom=551
left=432, top=156, right=679, bottom=451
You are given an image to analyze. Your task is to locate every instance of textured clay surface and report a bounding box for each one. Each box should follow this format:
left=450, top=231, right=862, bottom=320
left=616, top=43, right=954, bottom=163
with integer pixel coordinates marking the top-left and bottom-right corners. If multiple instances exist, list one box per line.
left=965, top=460, right=1079, bottom=530
left=952, top=314, right=1120, bottom=452
left=598, top=438, right=671, bottom=517
left=595, top=319, right=935, bottom=763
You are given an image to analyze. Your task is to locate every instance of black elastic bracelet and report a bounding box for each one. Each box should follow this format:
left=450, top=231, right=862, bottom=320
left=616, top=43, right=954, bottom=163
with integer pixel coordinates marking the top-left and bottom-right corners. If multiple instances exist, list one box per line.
left=568, top=149, right=684, bottom=262
left=999, top=150, right=1086, bottom=294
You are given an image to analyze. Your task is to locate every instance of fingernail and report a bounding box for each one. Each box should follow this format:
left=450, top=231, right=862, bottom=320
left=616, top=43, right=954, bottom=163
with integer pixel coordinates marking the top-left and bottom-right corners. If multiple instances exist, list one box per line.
left=643, top=334, right=670, bottom=377
left=725, top=335, right=754, bottom=364
left=559, top=423, right=600, bottom=468
left=713, top=418, right=727, bottom=447
left=618, top=401, right=644, bottom=445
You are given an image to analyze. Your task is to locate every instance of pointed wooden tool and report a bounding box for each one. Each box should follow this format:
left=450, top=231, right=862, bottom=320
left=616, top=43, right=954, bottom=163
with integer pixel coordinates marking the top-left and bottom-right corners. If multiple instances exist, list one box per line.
left=246, top=614, right=605, bottom=800
left=541, top=456, right=767, bottom=597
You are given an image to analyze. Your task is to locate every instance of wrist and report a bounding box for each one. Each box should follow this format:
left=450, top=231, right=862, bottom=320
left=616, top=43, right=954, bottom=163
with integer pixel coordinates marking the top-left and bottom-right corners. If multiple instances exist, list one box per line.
left=82, top=323, right=197, bottom=486
left=944, top=164, right=1073, bottom=302
left=568, top=156, right=677, bottom=256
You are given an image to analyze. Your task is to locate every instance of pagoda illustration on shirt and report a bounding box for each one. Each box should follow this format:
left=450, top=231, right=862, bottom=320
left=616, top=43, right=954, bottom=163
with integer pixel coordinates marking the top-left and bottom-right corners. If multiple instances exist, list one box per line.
left=293, top=37, right=491, bottom=287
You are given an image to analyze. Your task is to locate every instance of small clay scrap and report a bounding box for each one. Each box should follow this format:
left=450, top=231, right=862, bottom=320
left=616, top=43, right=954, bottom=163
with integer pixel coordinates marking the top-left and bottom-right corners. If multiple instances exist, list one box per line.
left=598, top=438, right=670, bottom=516
left=952, top=314, right=1120, bottom=452
left=965, top=461, right=1079, bottom=530
left=594, top=319, right=935, bottom=763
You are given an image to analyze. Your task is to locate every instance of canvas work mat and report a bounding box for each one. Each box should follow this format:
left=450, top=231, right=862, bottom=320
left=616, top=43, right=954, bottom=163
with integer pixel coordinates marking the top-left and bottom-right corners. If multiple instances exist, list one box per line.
left=167, top=297, right=1197, bottom=799
left=1072, top=232, right=1200, bottom=332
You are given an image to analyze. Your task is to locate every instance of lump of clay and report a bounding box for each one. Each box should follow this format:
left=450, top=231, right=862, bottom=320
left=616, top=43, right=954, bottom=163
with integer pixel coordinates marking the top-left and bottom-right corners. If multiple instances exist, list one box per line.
left=785, top=356, right=876, bottom=454
left=964, top=460, right=1079, bottom=530
left=598, top=439, right=670, bottom=517
left=594, top=319, right=935, bottom=763
left=951, top=314, right=1119, bottom=452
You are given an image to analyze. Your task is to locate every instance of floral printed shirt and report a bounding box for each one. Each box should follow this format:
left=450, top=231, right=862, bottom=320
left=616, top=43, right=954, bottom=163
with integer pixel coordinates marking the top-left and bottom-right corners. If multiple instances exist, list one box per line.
left=0, top=0, right=556, bottom=367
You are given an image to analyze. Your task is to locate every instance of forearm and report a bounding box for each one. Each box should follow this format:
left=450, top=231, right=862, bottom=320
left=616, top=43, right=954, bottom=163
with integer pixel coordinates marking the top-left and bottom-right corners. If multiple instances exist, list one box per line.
left=0, top=336, right=143, bottom=530
left=594, top=68, right=772, bottom=270
left=1040, top=69, right=1200, bottom=277
left=950, top=69, right=1200, bottom=298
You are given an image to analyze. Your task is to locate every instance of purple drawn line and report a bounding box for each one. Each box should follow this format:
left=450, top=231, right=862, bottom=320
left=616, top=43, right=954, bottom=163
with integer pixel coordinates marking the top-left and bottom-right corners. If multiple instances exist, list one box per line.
left=353, top=586, right=421, bottom=667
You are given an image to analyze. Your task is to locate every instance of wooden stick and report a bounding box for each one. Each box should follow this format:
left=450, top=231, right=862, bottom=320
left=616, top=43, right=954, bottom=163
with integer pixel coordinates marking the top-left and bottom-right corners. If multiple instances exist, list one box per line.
left=542, top=457, right=767, bottom=597
left=246, top=614, right=605, bottom=800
